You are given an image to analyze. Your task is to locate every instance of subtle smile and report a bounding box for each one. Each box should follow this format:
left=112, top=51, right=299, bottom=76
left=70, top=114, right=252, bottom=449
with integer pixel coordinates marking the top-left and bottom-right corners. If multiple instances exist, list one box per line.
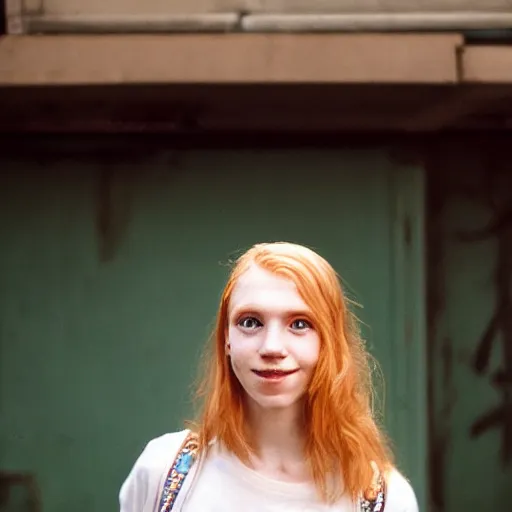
left=252, top=369, right=299, bottom=380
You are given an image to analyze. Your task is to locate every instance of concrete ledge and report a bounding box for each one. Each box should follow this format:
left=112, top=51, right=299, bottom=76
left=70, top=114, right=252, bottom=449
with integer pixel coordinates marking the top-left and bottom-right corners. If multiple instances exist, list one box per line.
left=22, top=14, right=240, bottom=34
left=9, top=11, right=512, bottom=35
left=242, top=13, right=512, bottom=32
left=241, top=0, right=512, bottom=14
left=0, top=33, right=463, bottom=86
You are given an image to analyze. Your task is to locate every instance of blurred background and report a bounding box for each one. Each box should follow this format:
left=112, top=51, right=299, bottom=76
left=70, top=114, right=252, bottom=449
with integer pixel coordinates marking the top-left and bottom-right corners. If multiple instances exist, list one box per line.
left=1, top=2, right=512, bottom=512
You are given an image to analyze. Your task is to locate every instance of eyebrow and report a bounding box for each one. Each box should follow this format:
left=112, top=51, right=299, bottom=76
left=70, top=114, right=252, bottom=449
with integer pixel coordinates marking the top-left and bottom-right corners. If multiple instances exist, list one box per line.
left=230, top=305, right=313, bottom=319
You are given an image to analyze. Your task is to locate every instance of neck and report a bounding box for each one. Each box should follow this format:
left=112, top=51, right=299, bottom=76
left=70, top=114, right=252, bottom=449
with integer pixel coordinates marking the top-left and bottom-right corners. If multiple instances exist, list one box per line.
left=245, top=400, right=309, bottom=479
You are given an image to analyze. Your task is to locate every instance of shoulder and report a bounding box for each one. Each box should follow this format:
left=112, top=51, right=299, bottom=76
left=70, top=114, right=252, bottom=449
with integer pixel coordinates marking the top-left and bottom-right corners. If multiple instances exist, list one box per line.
left=137, top=430, right=191, bottom=470
left=384, top=469, right=419, bottom=512
left=119, top=430, right=191, bottom=512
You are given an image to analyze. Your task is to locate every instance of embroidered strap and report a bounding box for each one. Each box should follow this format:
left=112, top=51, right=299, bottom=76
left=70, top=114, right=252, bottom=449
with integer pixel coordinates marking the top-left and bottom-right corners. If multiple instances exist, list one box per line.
left=158, top=432, right=199, bottom=512
left=158, top=432, right=386, bottom=512
left=359, top=465, right=387, bottom=512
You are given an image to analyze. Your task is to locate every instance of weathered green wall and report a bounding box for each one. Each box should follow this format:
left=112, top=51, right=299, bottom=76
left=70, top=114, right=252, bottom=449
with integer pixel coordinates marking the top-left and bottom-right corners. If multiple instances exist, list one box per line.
left=0, top=143, right=426, bottom=511
left=428, top=142, right=512, bottom=512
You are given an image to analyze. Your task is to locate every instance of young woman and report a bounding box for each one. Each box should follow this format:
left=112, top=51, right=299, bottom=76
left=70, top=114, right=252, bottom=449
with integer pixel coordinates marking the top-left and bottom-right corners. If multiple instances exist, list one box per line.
left=120, top=242, right=418, bottom=512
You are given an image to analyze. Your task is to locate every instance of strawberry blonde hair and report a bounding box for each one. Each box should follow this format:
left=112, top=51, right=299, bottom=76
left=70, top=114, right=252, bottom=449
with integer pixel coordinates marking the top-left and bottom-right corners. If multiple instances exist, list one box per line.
left=192, top=242, right=392, bottom=503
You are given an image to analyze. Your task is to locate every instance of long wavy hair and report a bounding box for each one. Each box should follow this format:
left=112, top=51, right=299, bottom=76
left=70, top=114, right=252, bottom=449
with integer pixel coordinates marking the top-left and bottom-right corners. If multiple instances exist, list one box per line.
left=192, top=242, right=392, bottom=503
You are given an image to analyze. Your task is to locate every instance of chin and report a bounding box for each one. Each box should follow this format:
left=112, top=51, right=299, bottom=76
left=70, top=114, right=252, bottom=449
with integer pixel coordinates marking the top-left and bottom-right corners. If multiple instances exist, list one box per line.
left=250, top=393, right=303, bottom=410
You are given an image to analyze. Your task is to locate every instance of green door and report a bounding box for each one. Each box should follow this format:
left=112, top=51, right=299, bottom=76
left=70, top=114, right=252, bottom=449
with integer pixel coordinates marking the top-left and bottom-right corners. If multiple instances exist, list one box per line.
left=0, top=148, right=425, bottom=511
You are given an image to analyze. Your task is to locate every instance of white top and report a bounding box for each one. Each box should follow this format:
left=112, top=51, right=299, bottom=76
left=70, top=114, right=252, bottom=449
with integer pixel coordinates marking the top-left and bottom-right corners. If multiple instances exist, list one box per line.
left=119, top=430, right=419, bottom=512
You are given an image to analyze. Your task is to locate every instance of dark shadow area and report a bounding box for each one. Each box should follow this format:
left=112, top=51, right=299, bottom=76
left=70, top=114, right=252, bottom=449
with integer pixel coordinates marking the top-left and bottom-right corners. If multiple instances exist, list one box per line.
left=0, top=0, right=5, bottom=35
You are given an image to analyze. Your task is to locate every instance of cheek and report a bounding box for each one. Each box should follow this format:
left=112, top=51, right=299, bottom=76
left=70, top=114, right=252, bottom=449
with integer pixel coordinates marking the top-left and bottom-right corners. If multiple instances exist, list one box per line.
left=227, top=331, right=252, bottom=367
left=229, top=348, right=252, bottom=372
left=228, top=345, right=253, bottom=390
left=298, top=334, right=320, bottom=369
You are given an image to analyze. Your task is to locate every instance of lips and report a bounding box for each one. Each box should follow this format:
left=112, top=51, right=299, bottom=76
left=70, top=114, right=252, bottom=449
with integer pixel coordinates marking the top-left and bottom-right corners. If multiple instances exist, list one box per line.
left=252, top=369, right=299, bottom=379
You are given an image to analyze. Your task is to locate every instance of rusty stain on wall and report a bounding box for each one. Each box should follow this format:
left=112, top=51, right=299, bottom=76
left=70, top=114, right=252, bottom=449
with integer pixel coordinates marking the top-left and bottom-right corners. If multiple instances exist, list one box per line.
left=425, top=139, right=512, bottom=512
left=95, top=167, right=133, bottom=263
left=455, top=159, right=512, bottom=466
left=426, top=145, right=454, bottom=512
left=0, top=471, right=41, bottom=512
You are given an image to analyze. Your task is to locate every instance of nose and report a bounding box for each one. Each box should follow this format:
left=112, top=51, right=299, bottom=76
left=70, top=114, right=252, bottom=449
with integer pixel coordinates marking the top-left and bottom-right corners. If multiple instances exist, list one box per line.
left=258, top=324, right=287, bottom=358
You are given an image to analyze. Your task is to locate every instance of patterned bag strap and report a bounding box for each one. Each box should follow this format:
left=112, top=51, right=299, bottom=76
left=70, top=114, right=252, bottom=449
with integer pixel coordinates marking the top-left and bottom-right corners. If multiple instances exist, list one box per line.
left=359, top=463, right=387, bottom=512
left=158, top=432, right=199, bottom=512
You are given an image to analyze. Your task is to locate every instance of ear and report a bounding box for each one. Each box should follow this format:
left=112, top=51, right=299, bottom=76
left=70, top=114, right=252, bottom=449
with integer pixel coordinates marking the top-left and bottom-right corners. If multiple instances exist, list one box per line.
left=224, top=327, right=231, bottom=356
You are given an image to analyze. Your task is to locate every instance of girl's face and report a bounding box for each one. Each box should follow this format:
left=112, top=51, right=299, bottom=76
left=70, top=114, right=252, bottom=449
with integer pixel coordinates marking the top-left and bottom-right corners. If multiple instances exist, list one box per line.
left=227, top=264, right=320, bottom=413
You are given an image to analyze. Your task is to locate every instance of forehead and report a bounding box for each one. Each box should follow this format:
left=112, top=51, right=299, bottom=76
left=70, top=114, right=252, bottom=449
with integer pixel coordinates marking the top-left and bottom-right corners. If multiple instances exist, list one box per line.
left=229, top=264, right=309, bottom=314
